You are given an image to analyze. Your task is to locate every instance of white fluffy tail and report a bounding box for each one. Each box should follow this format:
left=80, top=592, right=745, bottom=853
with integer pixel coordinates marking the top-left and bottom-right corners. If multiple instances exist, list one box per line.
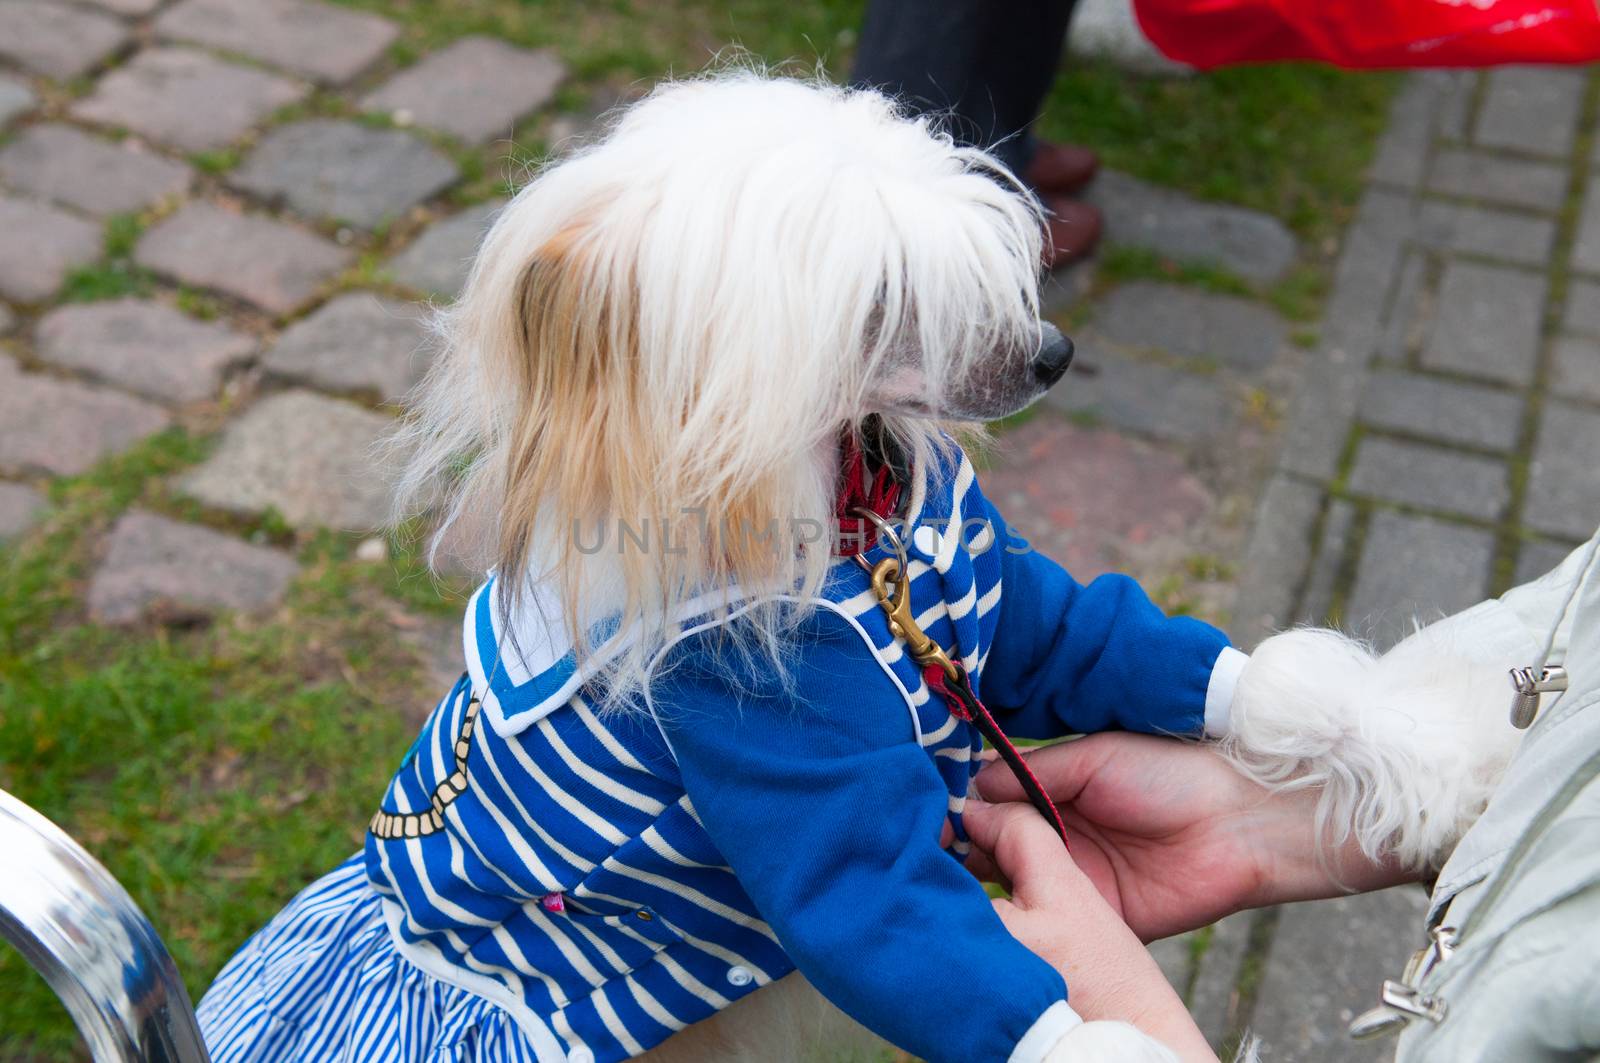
left=1225, top=622, right=1524, bottom=870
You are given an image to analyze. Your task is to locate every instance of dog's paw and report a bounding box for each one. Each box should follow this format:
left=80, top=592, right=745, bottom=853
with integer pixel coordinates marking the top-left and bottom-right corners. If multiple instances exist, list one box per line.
left=1225, top=622, right=1523, bottom=870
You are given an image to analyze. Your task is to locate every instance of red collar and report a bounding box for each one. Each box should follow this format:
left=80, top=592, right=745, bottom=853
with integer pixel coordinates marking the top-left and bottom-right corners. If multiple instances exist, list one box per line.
left=834, top=433, right=903, bottom=557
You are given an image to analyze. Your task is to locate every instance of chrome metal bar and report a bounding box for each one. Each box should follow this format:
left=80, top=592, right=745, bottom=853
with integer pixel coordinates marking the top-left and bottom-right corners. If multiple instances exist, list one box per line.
left=0, top=788, right=210, bottom=1063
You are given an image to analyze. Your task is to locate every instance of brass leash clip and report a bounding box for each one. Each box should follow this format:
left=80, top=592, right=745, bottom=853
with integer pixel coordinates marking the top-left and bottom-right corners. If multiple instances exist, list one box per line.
left=850, top=507, right=959, bottom=681
left=867, top=556, right=959, bottom=681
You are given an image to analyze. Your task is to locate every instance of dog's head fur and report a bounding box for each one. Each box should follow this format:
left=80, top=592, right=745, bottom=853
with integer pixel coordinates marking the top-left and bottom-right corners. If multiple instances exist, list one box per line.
left=395, top=70, right=1067, bottom=704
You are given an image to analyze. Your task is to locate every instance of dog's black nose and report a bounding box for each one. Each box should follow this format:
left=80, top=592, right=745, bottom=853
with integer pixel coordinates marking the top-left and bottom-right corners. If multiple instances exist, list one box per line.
left=1031, top=322, right=1074, bottom=387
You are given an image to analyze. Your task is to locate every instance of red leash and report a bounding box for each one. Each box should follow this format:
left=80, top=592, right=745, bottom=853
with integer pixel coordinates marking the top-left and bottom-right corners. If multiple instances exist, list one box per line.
left=836, top=432, right=1068, bottom=850
left=924, top=662, right=1070, bottom=848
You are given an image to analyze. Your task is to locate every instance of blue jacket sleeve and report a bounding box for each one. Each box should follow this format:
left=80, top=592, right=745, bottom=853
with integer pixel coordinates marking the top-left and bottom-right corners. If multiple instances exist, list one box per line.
left=977, top=497, right=1232, bottom=739
left=651, top=608, right=1069, bottom=1063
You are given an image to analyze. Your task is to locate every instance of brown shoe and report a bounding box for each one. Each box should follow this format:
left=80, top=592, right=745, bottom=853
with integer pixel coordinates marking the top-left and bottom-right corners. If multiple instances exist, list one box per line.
left=1042, top=197, right=1103, bottom=270
left=1024, top=142, right=1101, bottom=197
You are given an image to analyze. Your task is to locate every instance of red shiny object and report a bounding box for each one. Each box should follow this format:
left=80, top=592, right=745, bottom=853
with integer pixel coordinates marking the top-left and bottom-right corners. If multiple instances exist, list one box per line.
left=1134, top=0, right=1600, bottom=69
left=834, top=435, right=903, bottom=557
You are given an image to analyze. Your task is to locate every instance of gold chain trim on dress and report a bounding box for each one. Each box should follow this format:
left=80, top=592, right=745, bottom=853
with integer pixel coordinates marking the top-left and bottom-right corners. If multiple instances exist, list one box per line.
left=368, top=695, right=479, bottom=840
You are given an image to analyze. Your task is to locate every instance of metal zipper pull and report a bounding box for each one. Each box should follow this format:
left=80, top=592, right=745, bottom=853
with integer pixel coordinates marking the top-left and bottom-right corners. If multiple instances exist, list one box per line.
left=1349, top=926, right=1455, bottom=1041
left=1509, top=664, right=1568, bottom=729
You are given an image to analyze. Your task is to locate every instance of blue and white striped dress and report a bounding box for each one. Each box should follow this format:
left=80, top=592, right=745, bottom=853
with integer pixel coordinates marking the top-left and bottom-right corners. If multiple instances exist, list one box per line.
left=197, top=449, right=1235, bottom=1063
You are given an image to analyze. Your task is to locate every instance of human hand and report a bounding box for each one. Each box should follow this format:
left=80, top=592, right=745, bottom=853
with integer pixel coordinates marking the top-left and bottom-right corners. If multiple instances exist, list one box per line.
left=970, top=733, right=1416, bottom=941
left=963, top=797, right=1217, bottom=1062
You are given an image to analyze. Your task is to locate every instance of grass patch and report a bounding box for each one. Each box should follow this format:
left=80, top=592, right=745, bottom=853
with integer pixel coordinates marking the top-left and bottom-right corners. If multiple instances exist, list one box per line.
left=0, top=433, right=465, bottom=1059
left=59, top=213, right=155, bottom=304
left=1098, top=244, right=1255, bottom=297
left=175, top=287, right=223, bottom=321
left=59, top=261, right=152, bottom=303
left=1038, top=62, right=1397, bottom=243
left=189, top=147, right=241, bottom=175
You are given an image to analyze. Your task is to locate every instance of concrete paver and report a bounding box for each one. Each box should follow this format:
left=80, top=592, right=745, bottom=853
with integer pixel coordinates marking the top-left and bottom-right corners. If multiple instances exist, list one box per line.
left=72, top=47, right=309, bottom=153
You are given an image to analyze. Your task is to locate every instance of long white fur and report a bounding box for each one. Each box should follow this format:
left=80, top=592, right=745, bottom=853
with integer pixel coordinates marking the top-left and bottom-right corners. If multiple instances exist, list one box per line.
left=1226, top=623, right=1525, bottom=872
left=391, top=67, right=1046, bottom=709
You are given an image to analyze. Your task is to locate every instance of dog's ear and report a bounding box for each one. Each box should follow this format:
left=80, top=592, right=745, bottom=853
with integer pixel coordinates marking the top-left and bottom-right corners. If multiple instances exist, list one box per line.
left=494, top=218, right=651, bottom=602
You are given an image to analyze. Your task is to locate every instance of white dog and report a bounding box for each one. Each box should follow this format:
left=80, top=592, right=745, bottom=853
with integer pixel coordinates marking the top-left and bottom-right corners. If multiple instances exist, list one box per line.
left=199, top=70, right=1533, bottom=1063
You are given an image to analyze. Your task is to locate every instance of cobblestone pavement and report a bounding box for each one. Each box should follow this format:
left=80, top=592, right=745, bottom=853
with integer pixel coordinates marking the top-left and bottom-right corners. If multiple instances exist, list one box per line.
left=1, top=2, right=1596, bottom=1059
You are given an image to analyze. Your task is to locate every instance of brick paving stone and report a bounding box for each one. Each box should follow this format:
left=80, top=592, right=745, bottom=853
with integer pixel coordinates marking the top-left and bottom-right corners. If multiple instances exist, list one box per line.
left=1420, top=261, right=1544, bottom=385
left=1358, top=368, right=1523, bottom=451
left=1374, top=252, right=1424, bottom=362
left=1301, top=499, right=1356, bottom=626
left=1280, top=187, right=1413, bottom=481
left=1148, top=934, right=1193, bottom=993
left=388, top=199, right=503, bottom=297
left=0, top=355, right=170, bottom=476
left=979, top=416, right=1212, bottom=581
left=1367, top=74, right=1442, bottom=188
left=0, top=194, right=102, bottom=304
left=35, top=298, right=254, bottom=403
left=1515, top=537, right=1581, bottom=586
left=361, top=37, right=566, bottom=144
left=1415, top=199, right=1554, bottom=268
left=1086, top=169, right=1297, bottom=284
left=1229, top=475, right=1323, bottom=648
left=1346, top=510, right=1495, bottom=648
left=1095, top=281, right=1286, bottom=370
left=1566, top=278, right=1600, bottom=335
left=0, top=481, right=47, bottom=541
left=0, top=125, right=191, bottom=216
left=1526, top=401, right=1600, bottom=540
left=1475, top=65, right=1585, bottom=158
left=1348, top=437, right=1509, bottom=521
left=154, top=0, right=397, bottom=84
left=181, top=390, right=396, bottom=529
left=1427, top=148, right=1567, bottom=213
left=0, top=74, right=35, bottom=129
left=72, top=47, right=308, bottom=153
left=1189, top=912, right=1255, bottom=1049
left=1552, top=335, right=1600, bottom=405
left=1433, top=69, right=1476, bottom=142
left=1571, top=177, right=1600, bottom=276
left=88, top=510, right=298, bottom=625
left=135, top=202, right=351, bottom=314
left=262, top=292, right=431, bottom=401
left=1044, top=341, right=1233, bottom=444
left=0, top=0, right=130, bottom=79
left=1251, top=889, right=1429, bottom=1063
left=232, top=120, right=459, bottom=229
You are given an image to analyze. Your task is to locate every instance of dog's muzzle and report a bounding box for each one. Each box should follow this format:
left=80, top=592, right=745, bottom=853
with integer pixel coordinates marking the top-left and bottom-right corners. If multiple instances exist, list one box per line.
left=1031, top=322, right=1075, bottom=387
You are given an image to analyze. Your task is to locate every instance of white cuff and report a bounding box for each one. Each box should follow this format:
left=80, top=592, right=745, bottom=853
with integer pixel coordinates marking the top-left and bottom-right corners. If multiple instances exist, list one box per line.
left=1009, top=1000, right=1083, bottom=1063
left=1204, top=646, right=1250, bottom=737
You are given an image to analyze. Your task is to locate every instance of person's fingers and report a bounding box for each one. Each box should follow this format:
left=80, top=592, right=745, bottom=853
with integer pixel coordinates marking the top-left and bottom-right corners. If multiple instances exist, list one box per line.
left=961, top=798, right=1079, bottom=909
left=961, top=841, right=1007, bottom=890
left=975, top=736, right=1104, bottom=805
